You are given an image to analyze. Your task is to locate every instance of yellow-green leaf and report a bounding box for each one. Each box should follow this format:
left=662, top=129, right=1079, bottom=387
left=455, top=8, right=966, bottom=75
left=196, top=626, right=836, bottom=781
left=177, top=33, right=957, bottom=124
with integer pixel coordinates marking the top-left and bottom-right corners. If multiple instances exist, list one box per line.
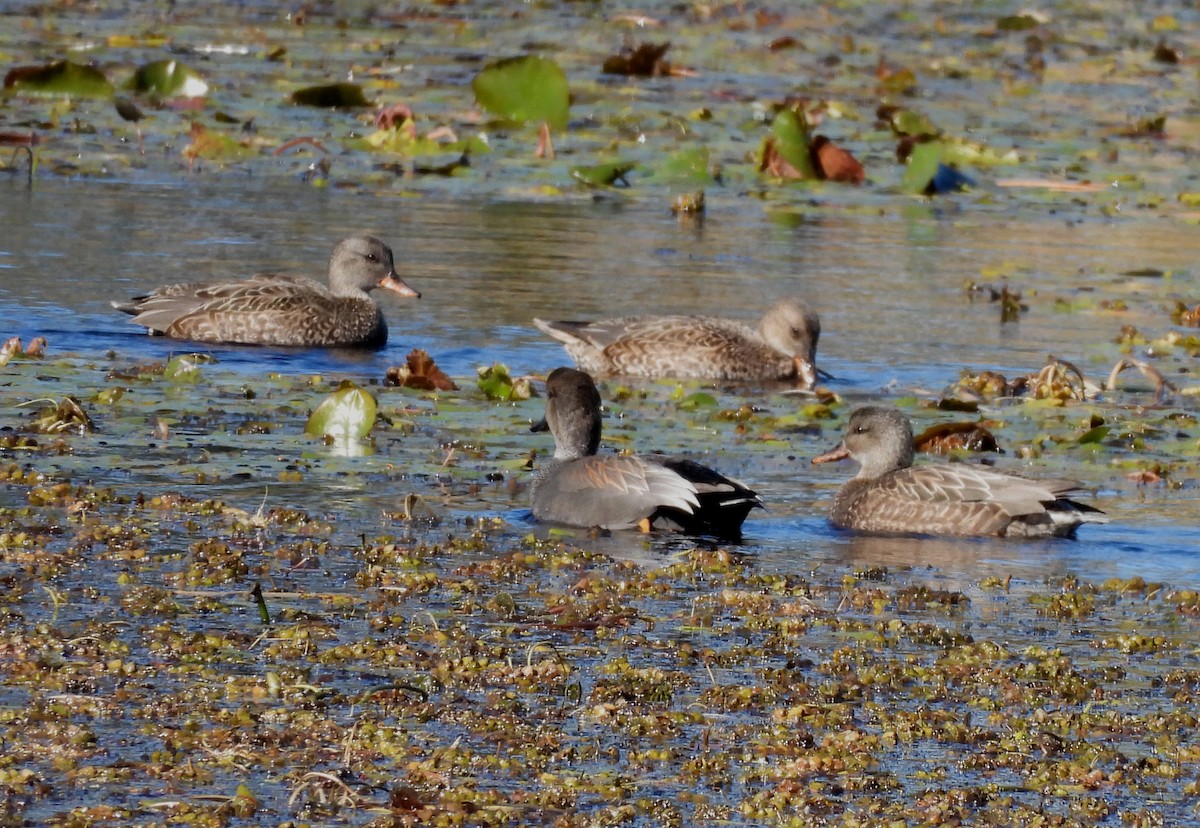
left=131, top=60, right=208, bottom=98
left=471, top=56, right=569, bottom=130
left=4, top=60, right=114, bottom=99
left=305, top=381, right=377, bottom=439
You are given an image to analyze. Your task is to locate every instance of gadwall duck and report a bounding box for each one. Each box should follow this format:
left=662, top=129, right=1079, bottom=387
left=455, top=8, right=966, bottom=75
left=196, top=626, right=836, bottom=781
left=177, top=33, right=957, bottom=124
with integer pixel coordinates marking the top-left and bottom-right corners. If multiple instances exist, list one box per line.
left=113, top=235, right=420, bottom=348
left=812, top=406, right=1107, bottom=538
left=533, top=300, right=820, bottom=387
left=530, top=367, right=762, bottom=537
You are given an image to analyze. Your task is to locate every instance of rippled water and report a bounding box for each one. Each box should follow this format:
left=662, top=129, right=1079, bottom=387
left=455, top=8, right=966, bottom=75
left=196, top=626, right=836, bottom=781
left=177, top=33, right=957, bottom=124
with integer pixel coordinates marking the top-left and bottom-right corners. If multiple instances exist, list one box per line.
left=2, top=177, right=1199, bottom=587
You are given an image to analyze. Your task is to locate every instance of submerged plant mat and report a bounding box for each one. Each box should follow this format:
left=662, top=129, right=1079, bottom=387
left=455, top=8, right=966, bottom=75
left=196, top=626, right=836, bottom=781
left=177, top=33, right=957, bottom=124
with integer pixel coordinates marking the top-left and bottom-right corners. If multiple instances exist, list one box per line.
left=0, top=349, right=1199, bottom=826
left=0, top=2, right=1194, bottom=218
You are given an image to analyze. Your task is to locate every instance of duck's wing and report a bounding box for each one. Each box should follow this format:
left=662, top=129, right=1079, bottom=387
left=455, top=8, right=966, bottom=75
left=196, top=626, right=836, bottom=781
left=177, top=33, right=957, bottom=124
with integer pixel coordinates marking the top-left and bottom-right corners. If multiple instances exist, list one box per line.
left=532, top=316, right=663, bottom=348
left=533, top=455, right=699, bottom=531
left=652, top=456, right=762, bottom=537
left=654, top=456, right=762, bottom=508
left=844, top=464, right=1105, bottom=537
left=890, top=464, right=1084, bottom=515
left=123, top=274, right=332, bottom=335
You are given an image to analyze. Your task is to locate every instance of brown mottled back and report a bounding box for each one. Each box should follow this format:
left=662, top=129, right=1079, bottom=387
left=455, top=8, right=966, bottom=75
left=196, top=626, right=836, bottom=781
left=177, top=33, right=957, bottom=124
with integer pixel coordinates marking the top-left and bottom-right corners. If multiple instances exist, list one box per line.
left=533, top=300, right=820, bottom=386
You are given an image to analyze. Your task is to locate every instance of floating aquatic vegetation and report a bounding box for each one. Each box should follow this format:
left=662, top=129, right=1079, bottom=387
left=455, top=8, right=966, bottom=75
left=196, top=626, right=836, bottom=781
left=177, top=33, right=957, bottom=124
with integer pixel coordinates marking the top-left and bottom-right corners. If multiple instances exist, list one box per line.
left=601, top=41, right=677, bottom=77
left=914, top=420, right=1001, bottom=454
left=4, top=60, right=113, bottom=99
left=477, top=363, right=534, bottom=402
left=305, top=380, right=376, bottom=439
left=1171, top=301, right=1200, bottom=327
left=0, top=336, right=46, bottom=366
left=669, top=190, right=705, bottom=215
left=472, top=56, right=569, bottom=131
left=1105, top=358, right=1177, bottom=403
left=129, top=60, right=208, bottom=99
left=385, top=349, right=458, bottom=391
left=290, top=82, right=370, bottom=108
left=758, top=107, right=817, bottom=181
left=570, top=160, right=636, bottom=188
left=22, top=396, right=93, bottom=434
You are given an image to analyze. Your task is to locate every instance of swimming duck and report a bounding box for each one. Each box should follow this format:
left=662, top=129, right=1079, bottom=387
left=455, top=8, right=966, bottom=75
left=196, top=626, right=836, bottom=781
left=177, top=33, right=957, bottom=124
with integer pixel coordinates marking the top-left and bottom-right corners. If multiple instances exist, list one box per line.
left=113, top=235, right=420, bottom=347
left=533, top=299, right=820, bottom=387
left=530, top=367, right=761, bottom=537
left=812, top=406, right=1107, bottom=538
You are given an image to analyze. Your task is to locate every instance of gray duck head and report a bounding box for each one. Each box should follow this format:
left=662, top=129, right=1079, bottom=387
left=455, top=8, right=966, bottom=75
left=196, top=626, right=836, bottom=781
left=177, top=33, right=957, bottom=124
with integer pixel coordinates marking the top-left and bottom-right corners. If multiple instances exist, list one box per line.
left=328, top=235, right=421, bottom=299
left=530, top=367, right=603, bottom=461
left=757, top=300, right=821, bottom=386
left=813, top=406, right=914, bottom=480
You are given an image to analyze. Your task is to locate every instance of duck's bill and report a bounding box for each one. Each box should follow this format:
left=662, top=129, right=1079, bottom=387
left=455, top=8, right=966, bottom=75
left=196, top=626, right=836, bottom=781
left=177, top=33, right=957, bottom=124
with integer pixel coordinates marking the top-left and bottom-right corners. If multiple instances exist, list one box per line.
left=530, top=417, right=549, bottom=433
left=811, top=445, right=850, bottom=464
left=379, top=273, right=421, bottom=298
left=794, top=356, right=817, bottom=388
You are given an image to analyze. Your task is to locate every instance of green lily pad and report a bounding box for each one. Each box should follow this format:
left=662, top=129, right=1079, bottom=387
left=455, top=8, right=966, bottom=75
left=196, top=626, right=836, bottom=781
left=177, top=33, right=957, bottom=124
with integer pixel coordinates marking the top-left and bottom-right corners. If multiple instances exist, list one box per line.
left=760, top=108, right=816, bottom=180
left=305, top=381, right=377, bottom=439
left=941, top=137, right=1020, bottom=167
left=647, top=146, right=715, bottom=187
left=1078, top=425, right=1111, bottom=444
left=477, top=363, right=533, bottom=401
left=471, top=56, right=569, bottom=130
left=570, top=160, right=635, bottom=188
left=4, top=60, right=114, bottom=99
left=900, top=140, right=943, bottom=195
left=676, top=391, right=719, bottom=410
left=163, top=354, right=213, bottom=383
left=997, top=13, right=1042, bottom=31
left=889, top=108, right=939, bottom=137
left=183, top=122, right=250, bottom=163
left=130, top=60, right=208, bottom=98
left=291, top=82, right=371, bottom=108
left=360, top=128, right=490, bottom=160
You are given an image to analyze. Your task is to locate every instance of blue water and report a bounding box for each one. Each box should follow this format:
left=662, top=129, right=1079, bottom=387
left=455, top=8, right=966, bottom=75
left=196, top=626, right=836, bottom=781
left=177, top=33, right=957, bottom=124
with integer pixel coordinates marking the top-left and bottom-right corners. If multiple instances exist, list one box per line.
left=3, top=177, right=1199, bottom=589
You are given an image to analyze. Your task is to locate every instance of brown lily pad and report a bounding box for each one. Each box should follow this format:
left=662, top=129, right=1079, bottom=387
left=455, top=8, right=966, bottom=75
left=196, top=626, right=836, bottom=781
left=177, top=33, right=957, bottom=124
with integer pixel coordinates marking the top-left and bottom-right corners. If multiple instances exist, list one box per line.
left=1171, top=302, right=1200, bottom=327
left=386, top=349, right=458, bottom=391
left=602, top=41, right=673, bottom=77
left=810, top=135, right=864, bottom=184
left=915, top=421, right=1000, bottom=454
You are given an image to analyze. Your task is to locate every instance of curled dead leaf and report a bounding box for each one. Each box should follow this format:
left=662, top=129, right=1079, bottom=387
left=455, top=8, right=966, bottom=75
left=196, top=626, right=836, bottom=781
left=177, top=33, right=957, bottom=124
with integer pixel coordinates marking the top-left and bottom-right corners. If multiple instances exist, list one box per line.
left=1171, top=302, right=1200, bottom=327
left=602, top=41, right=674, bottom=77
left=385, top=349, right=458, bottom=391
left=810, top=135, right=864, bottom=184
left=914, top=421, right=1000, bottom=455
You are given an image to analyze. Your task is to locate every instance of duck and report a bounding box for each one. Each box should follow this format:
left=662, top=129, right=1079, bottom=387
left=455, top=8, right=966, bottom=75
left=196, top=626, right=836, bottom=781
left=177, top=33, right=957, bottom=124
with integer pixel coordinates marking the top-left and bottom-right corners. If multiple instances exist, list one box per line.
left=533, top=299, right=821, bottom=387
left=530, top=366, right=762, bottom=538
left=112, top=235, right=420, bottom=348
left=812, top=406, right=1108, bottom=538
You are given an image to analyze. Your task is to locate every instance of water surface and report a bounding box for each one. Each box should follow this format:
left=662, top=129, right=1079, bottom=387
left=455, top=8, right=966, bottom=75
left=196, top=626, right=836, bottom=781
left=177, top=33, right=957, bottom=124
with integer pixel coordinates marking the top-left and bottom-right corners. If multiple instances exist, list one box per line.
left=2, top=178, right=1197, bottom=585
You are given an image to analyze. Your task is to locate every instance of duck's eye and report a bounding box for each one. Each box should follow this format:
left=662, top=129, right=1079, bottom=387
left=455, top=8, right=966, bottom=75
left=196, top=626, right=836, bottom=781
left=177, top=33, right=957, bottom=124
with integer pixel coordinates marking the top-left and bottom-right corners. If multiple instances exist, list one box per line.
left=853, top=425, right=867, bottom=434
left=790, top=327, right=802, bottom=338
left=365, top=253, right=378, bottom=262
